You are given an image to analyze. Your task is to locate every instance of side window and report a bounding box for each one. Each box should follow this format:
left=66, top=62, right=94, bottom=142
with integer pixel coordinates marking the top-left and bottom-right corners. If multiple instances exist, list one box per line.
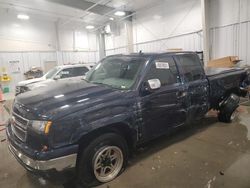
left=145, top=56, right=179, bottom=86
left=176, top=54, right=204, bottom=82
left=72, top=67, right=89, bottom=77
left=58, top=68, right=74, bottom=78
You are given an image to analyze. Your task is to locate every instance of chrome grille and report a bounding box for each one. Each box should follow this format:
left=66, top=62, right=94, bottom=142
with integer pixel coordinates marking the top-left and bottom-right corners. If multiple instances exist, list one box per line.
left=11, top=112, right=29, bottom=142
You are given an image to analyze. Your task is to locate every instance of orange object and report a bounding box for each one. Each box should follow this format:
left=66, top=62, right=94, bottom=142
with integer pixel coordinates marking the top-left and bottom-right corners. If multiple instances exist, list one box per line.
left=207, top=56, right=241, bottom=68
left=44, top=121, right=52, bottom=134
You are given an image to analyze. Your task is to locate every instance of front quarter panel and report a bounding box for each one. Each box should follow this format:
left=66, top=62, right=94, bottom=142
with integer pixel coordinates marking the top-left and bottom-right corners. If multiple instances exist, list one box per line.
left=50, top=91, right=138, bottom=148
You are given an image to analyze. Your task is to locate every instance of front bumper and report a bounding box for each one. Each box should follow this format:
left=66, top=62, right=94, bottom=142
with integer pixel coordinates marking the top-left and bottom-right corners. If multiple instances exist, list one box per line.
left=6, top=123, right=78, bottom=174
left=8, top=144, right=77, bottom=172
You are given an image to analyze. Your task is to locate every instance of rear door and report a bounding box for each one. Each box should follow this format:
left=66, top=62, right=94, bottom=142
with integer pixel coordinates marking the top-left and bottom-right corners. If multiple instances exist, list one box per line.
left=140, top=55, right=188, bottom=139
left=174, top=54, right=209, bottom=119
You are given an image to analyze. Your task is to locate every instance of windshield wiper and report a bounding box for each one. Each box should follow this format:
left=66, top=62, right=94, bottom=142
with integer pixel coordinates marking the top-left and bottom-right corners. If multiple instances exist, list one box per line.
left=91, top=81, right=114, bottom=88
left=91, top=81, right=105, bottom=85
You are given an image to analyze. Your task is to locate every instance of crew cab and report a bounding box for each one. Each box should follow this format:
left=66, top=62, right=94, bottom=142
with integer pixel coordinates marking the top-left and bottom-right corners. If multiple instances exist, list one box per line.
left=7, top=52, right=249, bottom=187
left=15, top=64, right=90, bottom=95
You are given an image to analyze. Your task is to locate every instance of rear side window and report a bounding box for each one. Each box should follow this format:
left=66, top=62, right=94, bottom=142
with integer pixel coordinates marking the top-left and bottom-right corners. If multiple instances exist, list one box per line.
left=145, top=56, right=180, bottom=86
left=175, top=54, right=204, bottom=82
left=59, top=68, right=74, bottom=78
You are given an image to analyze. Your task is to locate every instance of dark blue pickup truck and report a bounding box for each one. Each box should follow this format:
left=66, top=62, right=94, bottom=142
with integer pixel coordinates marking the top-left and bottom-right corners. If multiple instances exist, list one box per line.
left=6, top=52, right=249, bottom=187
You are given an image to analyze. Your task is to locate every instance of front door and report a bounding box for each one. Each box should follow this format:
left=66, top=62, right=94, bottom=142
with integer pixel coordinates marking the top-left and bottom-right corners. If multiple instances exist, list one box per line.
left=139, top=56, right=188, bottom=140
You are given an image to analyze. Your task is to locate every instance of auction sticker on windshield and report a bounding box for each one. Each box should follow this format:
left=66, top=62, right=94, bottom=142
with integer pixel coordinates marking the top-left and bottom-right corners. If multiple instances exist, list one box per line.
left=155, top=62, right=170, bottom=69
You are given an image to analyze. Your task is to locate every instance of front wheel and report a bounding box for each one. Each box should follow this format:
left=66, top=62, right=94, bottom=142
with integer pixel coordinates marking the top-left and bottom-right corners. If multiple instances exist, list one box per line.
left=77, top=133, right=128, bottom=187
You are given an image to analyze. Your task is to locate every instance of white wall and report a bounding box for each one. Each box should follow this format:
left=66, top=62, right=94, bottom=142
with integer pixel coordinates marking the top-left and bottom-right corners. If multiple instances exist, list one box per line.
left=58, top=29, right=98, bottom=52
left=133, top=0, right=201, bottom=44
left=209, top=0, right=250, bottom=65
left=0, top=10, right=99, bottom=92
left=105, top=0, right=203, bottom=55
left=0, top=9, right=57, bottom=51
left=105, top=22, right=128, bottom=51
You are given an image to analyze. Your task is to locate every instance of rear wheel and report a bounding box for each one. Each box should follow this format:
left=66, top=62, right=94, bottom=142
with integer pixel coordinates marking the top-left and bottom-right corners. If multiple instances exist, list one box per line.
left=77, top=133, right=128, bottom=187
left=218, top=94, right=240, bottom=123
left=218, top=109, right=238, bottom=123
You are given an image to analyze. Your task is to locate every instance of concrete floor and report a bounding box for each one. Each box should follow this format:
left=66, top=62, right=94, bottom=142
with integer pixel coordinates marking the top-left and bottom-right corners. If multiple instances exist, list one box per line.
left=1, top=98, right=250, bottom=188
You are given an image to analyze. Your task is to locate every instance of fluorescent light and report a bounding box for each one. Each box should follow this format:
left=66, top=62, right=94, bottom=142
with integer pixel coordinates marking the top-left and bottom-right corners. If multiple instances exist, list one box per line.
left=17, top=14, right=29, bottom=20
left=114, top=11, right=125, bottom=16
left=86, top=25, right=95, bottom=30
left=109, top=17, right=114, bottom=21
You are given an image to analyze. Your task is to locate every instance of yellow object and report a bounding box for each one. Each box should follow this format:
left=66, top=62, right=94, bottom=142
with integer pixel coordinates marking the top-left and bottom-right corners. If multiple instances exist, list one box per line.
left=1, top=74, right=11, bottom=82
left=44, top=121, right=52, bottom=134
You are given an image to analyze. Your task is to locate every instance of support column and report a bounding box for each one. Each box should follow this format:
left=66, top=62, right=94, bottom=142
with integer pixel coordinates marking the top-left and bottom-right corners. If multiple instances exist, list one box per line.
left=55, top=20, right=61, bottom=51
left=98, top=32, right=106, bottom=60
left=55, top=20, right=61, bottom=65
left=124, top=20, right=134, bottom=53
left=201, top=0, right=210, bottom=66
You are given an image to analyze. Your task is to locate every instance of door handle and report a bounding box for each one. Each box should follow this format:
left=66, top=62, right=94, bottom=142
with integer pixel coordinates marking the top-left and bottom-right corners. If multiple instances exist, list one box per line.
left=176, top=91, right=187, bottom=98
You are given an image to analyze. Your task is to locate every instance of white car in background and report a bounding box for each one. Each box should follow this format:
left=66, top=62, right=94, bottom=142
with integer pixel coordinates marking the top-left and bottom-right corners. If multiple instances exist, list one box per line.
left=16, top=64, right=91, bottom=95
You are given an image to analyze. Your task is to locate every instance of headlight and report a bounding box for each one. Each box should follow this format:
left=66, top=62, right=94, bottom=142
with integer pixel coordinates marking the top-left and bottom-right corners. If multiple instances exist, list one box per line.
left=31, top=121, right=52, bottom=134
left=15, top=86, right=30, bottom=95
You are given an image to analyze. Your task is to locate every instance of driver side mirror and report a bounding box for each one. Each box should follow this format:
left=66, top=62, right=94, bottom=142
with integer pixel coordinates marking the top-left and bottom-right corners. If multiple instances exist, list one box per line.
left=54, top=75, right=61, bottom=80
left=147, top=79, right=161, bottom=90
left=142, top=79, right=161, bottom=94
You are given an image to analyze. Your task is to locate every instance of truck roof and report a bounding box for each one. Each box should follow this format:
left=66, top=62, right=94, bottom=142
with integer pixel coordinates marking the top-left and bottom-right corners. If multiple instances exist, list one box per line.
left=107, top=51, right=198, bottom=59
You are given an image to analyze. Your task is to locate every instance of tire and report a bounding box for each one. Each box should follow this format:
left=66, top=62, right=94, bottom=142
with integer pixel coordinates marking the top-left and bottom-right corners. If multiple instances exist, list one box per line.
left=76, top=133, right=128, bottom=187
left=218, top=109, right=237, bottom=123
left=218, top=94, right=240, bottom=123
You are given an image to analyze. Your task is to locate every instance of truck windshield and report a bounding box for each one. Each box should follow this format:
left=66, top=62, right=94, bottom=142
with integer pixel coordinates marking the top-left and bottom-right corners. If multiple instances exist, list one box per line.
left=85, top=57, right=146, bottom=90
left=44, top=67, right=60, bottom=79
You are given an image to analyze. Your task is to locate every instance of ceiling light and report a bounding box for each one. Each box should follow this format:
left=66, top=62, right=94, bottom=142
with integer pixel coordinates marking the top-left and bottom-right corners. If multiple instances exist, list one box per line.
left=86, top=25, right=95, bottom=30
left=114, top=11, right=126, bottom=17
left=109, top=17, right=114, bottom=21
left=17, top=14, right=29, bottom=20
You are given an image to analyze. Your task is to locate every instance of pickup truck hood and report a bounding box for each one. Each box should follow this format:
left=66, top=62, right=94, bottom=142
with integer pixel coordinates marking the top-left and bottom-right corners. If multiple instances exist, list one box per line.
left=17, top=77, right=46, bottom=86
left=15, top=79, right=126, bottom=120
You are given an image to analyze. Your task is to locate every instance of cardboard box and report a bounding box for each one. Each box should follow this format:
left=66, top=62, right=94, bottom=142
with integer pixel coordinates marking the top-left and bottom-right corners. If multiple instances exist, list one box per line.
left=207, top=56, right=241, bottom=68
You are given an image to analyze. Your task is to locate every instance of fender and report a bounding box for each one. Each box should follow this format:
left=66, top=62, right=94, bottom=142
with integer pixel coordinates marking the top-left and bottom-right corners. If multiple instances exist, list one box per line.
left=70, top=112, right=139, bottom=145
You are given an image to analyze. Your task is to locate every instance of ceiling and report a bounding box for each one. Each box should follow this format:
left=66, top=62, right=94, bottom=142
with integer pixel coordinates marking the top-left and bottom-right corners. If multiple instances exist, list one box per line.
left=0, top=0, right=157, bottom=30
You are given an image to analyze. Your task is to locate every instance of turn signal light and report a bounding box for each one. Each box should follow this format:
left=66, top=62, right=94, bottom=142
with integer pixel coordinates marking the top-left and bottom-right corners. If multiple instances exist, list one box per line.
left=44, top=121, right=52, bottom=134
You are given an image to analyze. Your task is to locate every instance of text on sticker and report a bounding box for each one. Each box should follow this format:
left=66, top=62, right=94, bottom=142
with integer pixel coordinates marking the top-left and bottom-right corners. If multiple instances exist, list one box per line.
left=155, top=62, right=170, bottom=69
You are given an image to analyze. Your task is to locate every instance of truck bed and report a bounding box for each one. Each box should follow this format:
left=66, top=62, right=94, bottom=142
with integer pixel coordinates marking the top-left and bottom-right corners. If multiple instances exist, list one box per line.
left=205, top=67, right=245, bottom=77
left=205, top=67, right=247, bottom=109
